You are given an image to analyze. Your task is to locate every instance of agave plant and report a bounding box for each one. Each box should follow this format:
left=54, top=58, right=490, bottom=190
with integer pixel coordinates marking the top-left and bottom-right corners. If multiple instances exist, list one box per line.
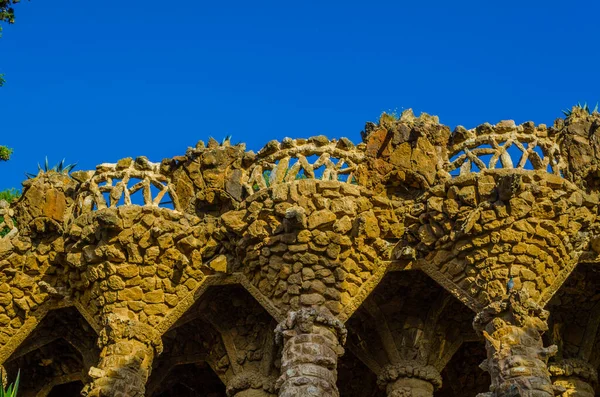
left=562, top=102, right=599, bottom=117
left=26, top=157, right=77, bottom=179
left=221, top=135, right=232, bottom=145
left=0, top=369, right=19, bottom=397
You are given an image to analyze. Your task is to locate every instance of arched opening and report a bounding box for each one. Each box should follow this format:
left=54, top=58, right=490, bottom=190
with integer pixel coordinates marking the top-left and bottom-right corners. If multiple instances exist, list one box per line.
left=344, top=270, right=476, bottom=396
left=148, top=285, right=276, bottom=397
left=3, top=307, right=98, bottom=396
left=544, top=263, right=600, bottom=395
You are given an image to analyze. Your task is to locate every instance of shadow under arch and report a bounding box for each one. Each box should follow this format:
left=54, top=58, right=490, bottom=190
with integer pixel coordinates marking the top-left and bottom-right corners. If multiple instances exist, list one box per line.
left=2, top=306, right=99, bottom=396
left=343, top=269, right=477, bottom=395
left=47, top=380, right=85, bottom=397
left=337, top=348, right=385, bottom=397
left=151, top=362, right=226, bottom=397
left=435, top=341, right=489, bottom=396
left=148, top=284, right=278, bottom=397
left=544, top=262, right=600, bottom=395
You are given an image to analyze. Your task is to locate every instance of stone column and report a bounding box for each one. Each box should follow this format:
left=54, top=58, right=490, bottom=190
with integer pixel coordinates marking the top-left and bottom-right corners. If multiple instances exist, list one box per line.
left=473, top=290, right=558, bottom=397
left=81, top=314, right=162, bottom=397
left=274, top=308, right=347, bottom=397
left=377, top=362, right=442, bottom=397
left=226, top=371, right=277, bottom=397
left=549, top=359, right=598, bottom=397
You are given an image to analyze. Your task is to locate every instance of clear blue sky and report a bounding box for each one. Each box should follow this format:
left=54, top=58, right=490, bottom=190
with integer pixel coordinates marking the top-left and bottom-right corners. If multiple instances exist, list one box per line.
left=1, top=0, right=598, bottom=191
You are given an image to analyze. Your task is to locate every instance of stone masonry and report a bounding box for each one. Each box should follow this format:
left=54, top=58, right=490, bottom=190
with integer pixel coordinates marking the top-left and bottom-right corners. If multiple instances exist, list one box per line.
left=0, top=108, right=599, bottom=396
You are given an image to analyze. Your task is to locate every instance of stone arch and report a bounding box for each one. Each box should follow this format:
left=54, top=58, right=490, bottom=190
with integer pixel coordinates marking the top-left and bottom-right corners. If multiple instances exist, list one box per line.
left=344, top=270, right=475, bottom=395
left=0, top=300, right=98, bottom=367
left=394, top=150, right=593, bottom=313
left=146, top=316, right=230, bottom=396
left=544, top=262, right=600, bottom=395
left=149, top=285, right=278, bottom=397
left=2, top=306, right=99, bottom=396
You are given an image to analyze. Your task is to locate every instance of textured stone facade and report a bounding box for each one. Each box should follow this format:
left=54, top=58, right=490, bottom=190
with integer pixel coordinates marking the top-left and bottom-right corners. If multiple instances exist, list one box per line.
left=0, top=108, right=599, bottom=396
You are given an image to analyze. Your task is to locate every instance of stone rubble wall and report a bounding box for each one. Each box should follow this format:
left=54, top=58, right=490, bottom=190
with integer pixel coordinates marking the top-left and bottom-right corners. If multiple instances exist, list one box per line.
left=0, top=107, right=598, bottom=396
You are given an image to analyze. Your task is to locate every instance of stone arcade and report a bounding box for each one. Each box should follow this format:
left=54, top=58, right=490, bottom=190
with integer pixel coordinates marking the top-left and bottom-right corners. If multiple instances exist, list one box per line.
left=0, top=108, right=599, bottom=396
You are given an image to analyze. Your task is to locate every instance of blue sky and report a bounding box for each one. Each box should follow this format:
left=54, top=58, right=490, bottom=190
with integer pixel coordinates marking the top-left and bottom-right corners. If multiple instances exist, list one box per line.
left=1, top=0, right=599, bottom=191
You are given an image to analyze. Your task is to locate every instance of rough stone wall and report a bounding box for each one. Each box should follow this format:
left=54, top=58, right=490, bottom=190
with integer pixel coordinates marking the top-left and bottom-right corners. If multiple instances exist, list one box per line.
left=0, top=108, right=599, bottom=396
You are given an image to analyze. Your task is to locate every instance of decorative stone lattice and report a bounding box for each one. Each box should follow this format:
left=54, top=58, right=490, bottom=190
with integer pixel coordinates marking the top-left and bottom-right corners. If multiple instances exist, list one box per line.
left=73, top=156, right=180, bottom=214
left=446, top=121, right=564, bottom=176
left=242, top=137, right=365, bottom=195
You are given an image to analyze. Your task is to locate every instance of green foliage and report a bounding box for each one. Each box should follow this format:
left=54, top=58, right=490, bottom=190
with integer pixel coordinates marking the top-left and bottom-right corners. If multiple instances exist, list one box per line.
left=0, top=0, right=18, bottom=25
left=0, top=188, right=20, bottom=203
left=562, top=102, right=599, bottom=117
left=26, top=157, right=77, bottom=179
left=0, top=216, right=16, bottom=237
left=0, top=369, right=19, bottom=397
left=0, top=146, right=12, bottom=161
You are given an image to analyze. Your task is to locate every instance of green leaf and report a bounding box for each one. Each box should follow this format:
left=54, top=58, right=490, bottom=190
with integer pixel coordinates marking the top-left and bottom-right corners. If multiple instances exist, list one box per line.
left=28, top=157, right=77, bottom=177
left=63, top=163, right=77, bottom=173
left=12, top=370, right=19, bottom=397
left=0, top=367, right=19, bottom=397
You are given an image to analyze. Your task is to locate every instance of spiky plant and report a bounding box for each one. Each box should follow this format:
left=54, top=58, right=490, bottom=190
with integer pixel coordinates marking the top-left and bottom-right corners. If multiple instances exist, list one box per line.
left=562, top=102, right=599, bottom=117
left=221, top=135, right=232, bottom=145
left=0, top=369, right=19, bottom=397
left=26, top=157, right=77, bottom=179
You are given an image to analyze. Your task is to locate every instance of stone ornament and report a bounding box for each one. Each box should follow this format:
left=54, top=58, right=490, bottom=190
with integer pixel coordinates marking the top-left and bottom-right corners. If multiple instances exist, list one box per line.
left=473, top=291, right=559, bottom=397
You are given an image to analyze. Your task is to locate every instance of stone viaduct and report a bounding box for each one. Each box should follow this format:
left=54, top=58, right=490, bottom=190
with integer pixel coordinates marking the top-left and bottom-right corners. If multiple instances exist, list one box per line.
left=0, top=108, right=599, bottom=396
